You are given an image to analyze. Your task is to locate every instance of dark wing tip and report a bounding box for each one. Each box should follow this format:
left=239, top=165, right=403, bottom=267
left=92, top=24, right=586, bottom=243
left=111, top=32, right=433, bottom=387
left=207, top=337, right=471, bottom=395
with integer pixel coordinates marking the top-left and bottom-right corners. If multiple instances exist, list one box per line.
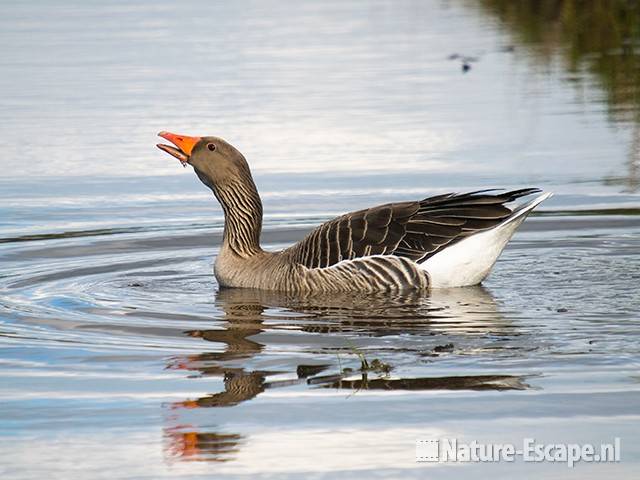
left=503, top=187, right=542, bottom=201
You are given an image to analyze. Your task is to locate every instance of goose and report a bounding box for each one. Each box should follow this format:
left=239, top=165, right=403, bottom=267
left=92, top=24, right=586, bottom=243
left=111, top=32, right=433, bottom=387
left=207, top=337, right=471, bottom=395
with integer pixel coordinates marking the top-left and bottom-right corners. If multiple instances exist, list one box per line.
left=157, top=131, right=550, bottom=292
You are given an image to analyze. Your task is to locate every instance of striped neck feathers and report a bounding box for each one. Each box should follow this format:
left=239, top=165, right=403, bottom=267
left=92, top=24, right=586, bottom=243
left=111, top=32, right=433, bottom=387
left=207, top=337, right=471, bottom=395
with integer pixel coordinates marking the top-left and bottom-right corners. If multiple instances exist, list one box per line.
left=209, top=173, right=263, bottom=257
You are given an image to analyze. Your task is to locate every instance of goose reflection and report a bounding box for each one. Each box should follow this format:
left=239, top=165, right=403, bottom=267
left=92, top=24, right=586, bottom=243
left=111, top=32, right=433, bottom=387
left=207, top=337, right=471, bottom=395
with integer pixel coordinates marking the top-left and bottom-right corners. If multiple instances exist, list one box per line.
left=169, top=287, right=528, bottom=436
left=207, top=284, right=512, bottom=336
left=165, top=286, right=530, bottom=461
left=326, top=374, right=529, bottom=392
left=170, top=286, right=527, bottom=408
left=167, top=291, right=272, bottom=409
left=164, top=429, right=242, bottom=463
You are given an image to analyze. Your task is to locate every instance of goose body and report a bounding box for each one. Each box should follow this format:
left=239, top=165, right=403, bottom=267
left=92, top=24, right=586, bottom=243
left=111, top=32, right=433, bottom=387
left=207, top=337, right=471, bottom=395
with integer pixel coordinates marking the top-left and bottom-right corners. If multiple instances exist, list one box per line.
left=157, top=132, right=550, bottom=293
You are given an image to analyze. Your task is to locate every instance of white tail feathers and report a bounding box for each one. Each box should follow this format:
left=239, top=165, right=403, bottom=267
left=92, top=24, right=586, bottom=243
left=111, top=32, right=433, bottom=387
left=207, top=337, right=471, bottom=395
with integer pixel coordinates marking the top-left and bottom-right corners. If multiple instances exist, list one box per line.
left=422, top=192, right=552, bottom=288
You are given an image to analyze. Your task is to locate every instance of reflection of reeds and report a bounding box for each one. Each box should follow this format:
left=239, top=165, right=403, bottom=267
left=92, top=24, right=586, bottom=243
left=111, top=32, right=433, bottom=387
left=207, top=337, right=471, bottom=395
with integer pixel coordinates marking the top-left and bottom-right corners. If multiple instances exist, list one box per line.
left=477, top=0, right=640, bottom=123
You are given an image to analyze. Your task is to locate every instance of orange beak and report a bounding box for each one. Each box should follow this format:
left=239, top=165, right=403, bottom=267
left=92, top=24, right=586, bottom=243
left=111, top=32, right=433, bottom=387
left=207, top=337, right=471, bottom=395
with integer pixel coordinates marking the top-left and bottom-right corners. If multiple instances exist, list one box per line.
left=156, top=131, right=201, bottom=163
left=180, top=400, right=200, bottom=409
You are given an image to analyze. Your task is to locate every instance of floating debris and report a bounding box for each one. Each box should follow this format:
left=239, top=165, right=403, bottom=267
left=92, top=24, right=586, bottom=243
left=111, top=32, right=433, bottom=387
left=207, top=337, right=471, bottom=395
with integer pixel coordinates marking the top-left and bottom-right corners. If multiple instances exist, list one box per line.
left=433, top=343, right=455, bottom=353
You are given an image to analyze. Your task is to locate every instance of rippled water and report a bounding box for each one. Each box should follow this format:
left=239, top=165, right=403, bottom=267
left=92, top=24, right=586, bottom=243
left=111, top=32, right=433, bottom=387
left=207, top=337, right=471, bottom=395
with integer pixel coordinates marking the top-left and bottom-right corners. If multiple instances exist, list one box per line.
left=1, top=1, right=640, bottom=479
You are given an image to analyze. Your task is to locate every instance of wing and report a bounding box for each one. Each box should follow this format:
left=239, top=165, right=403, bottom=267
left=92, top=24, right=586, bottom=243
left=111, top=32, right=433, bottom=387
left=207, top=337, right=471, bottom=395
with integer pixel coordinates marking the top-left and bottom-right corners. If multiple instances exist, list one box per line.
left=285, top=188, right=541, bottom=269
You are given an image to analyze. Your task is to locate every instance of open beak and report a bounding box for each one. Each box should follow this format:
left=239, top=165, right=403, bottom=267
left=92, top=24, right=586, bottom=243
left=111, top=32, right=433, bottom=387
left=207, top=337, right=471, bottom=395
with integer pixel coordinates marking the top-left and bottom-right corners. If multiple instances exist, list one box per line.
left=156, top=131, right=201, bottom=164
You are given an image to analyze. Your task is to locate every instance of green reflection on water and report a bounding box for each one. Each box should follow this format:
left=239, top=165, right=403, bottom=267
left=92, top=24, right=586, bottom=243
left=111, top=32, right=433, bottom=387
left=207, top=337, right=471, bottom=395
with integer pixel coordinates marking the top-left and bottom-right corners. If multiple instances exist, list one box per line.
left=477, top=0, right=640, bottom=191
left=479, top=0, right=640, bottom=122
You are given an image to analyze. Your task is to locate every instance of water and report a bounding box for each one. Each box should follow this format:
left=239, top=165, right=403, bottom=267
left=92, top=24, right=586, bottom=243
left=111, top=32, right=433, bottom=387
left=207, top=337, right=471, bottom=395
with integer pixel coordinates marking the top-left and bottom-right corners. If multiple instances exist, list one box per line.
left=1, top=1, right=639, bottom=478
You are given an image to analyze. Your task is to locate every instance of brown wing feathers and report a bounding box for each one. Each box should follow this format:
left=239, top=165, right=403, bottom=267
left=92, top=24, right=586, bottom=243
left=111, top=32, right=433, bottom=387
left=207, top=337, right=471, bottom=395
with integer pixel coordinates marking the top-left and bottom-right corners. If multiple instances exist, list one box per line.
left=288, top=188, right=540, bottom=269
left=398, top=188, right=541, bottom=262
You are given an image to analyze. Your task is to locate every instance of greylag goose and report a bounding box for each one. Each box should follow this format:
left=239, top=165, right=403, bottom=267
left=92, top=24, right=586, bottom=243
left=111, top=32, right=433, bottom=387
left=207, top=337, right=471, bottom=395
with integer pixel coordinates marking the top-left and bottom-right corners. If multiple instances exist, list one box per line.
left=157, top=131, right=550, bottom=292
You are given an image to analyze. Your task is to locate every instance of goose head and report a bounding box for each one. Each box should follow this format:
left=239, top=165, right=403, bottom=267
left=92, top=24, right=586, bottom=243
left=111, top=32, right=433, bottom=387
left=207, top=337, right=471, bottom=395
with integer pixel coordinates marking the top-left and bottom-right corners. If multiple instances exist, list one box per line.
left=156, top=131, right=252, bottom=190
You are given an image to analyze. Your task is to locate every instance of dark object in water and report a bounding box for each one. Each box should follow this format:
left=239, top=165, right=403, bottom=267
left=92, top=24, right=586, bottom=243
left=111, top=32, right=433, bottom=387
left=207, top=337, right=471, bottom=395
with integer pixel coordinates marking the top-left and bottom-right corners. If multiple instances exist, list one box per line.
left=297, top=364, right=330, bottom=378
left=326, top=374, right=531, bottom=391
left=433, top=343, right=455, bottom=353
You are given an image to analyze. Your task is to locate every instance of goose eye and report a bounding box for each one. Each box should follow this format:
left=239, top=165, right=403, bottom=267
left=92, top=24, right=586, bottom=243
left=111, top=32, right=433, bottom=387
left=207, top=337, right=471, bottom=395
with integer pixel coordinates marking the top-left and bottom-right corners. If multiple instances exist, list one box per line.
left=207, top=143, right=216, bottom=151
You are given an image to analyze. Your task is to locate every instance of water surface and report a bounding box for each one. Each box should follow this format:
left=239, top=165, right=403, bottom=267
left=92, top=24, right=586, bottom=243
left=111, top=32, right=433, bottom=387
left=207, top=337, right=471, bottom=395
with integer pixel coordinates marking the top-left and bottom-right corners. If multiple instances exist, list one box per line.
left=1, top=1, right=639, bottom=478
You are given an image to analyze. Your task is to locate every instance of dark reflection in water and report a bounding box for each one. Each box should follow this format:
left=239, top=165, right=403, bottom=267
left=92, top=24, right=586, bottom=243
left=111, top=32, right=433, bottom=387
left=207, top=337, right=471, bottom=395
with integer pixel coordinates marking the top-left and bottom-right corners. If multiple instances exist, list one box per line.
left=164, top=429, right=243, bottom=463
left=164, top=286, right=529, bottom=462
left=477, top=0, right=640, bottom=191
left=327, top=374, right=530, bottom=392
left=479, top=0, right=640, bottom=120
